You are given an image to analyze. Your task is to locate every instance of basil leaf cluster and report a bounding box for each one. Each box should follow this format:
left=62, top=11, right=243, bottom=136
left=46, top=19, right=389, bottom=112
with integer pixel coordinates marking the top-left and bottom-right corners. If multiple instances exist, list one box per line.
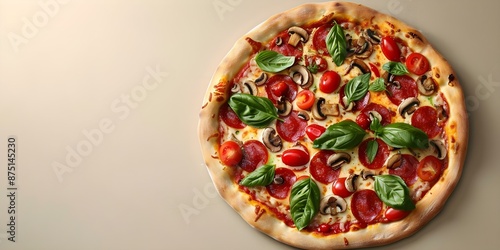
left=373, top=122, right=429, bottom=149
left=228, top=93, right=278, bottom=128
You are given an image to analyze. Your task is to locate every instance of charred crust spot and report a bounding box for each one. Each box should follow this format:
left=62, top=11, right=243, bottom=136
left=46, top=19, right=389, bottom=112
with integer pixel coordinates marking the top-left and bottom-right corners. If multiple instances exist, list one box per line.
left=448, top=74, right=456, bottom=86
left=335, top=2, right=341, bottom=6
left=408, top=31, right=423, bottom=41
left=344, top=237, right=349, bottom=246
left=201, top=102, right=208, bottom=109
left=386, top=21, right=395, bottom=29
left=216, top=96, right=224, bottom=102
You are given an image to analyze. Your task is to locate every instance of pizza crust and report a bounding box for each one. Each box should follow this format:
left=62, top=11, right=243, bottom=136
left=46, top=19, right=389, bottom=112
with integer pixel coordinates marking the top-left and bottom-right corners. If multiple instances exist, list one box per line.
left=199, top=2, right=468, bottom=249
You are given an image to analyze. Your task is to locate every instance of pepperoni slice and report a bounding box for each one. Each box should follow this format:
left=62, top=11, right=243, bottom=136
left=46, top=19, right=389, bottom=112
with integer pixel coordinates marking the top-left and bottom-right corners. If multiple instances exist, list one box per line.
left=355, top=103, right=394, bottom=130
left=338, top=84, right=370, bottom=112
left=269, top=30, right=303, bottom=59
left=351, top=189, right=383, bottom=224
left=266, top=168, right=297, bottom=199
left=265, top=74, right=298, bottom=104
left=310, top=151, right=341, bottom=184
left=219, top=103, right=246, bottom=129
left=358, top=138, right=390, bottom=169
left=240, top=140, right=268, bottom=172
left=312, top=24, right=332, bottom=55
left=389, top=154, right=419, bottom=186
left=386, top=75, right=418, bottom=105
left=411, top=106, right=442, bottom=138
left=276, top=111, right=307, bottom=142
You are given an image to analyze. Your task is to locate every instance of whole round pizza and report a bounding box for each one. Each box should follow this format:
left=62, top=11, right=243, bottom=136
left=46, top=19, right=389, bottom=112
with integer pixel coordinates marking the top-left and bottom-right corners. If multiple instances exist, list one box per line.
left=198, top=2, right=468, bottom=249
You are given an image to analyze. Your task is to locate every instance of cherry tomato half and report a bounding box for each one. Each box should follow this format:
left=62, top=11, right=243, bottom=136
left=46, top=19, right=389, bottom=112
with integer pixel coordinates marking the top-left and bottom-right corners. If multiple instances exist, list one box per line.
left=305, top=55, right=328, bottom=73
left=406, top=52, right=430, bottom=75
left=296, top=90, right=315, bottom=110
left=417, top=155, right=442, bottom=182
left=385, top=207, right=411, bottom=222
left=218, top=141, right=242, bottom=167
left=282, top=148, right=310, bottom=167
left=270, top=81, right=289, bottom=97
left=305, top=124, right=326, bottom=141
left=332, top=177, right=353, bottom=198
left=319, top=71, right=341, bottom=94
left=381, top=36, right=401, bottom=62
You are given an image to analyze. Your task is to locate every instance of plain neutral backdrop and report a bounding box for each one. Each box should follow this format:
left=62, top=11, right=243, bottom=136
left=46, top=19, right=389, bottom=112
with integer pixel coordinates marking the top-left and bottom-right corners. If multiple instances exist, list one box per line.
left=0, top=0, right=499, bottom=249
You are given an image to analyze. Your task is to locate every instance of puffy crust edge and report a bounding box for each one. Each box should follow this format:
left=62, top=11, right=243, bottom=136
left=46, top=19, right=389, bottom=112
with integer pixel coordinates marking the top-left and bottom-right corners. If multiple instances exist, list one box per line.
left=198, top=2, right=468, bottom=249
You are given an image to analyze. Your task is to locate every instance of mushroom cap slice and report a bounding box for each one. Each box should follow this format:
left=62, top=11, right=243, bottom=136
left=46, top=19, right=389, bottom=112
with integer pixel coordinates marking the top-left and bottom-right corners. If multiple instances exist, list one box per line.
left=262, top=127, right=282, bottom=153
left=327, top=152, right=351, bottom=170
left=345, top=173, right=359, bottom=193
left=287, top=26, right=309, bottom=47
left=277, top=97, right=292, bottom=117
left=241, top=81, right=258, bottom=96
left=430, top=139, right=447, bottom=160
left=398, top=97, right=420, bottom=118
left=320, top=195, right=347, bottom=216
left=361, top=169, right=376, bottom=180
left=344, top=59, right=370, bottom=76
left=289, top=65, right=313, bottom=89
left=385, top=151, right=403, bottom=169
left=365, top=28, right=381, bottom=44
left=417, top=74, right=436, bottom=96
left=254, top=72, right=268, bottom=86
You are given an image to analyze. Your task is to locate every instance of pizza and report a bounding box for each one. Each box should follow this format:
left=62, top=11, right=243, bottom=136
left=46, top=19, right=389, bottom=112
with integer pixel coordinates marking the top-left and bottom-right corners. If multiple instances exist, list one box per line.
left=198, top=2, right=468, bottom=249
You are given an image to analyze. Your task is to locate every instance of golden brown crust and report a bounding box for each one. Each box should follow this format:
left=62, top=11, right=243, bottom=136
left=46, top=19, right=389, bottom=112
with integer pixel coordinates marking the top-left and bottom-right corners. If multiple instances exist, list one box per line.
left=199, top=2, right=467, bottom=249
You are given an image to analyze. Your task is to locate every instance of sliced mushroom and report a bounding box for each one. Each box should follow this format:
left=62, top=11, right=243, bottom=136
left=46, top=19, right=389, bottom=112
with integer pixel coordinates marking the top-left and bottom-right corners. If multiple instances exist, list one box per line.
left=273, top=175, right=284, bottom=185
left=345, top=173, right=359, bottom=192
left=344, top=59, right=370, bottom=75
left=327, top=152, right=351, bottom=170
left=360, top=169, right=376, bottom=180
left=312, top=98, right=340, bottom=120
left=430, top=139, right=447, bottom=160
left=275, top=37, right=283, bottom=46
left=254, top=72, right=268, bottom=86
left=289, top=65, right=313, bottom=89
left=436, top=105, right=449, bottom=124
left=231, top=83, right=241, bottom=93
left=354, top=36, right=373, bottom=59
left=398, top=97, right=420, bottom=118
left=288, top=26, right=309, bottom=47
left=262, top=127, right=282, bottom=152
left=385, top=151, right=403, bottom=169
left=320, top=195, right=347, bottom=216
left=297, top=110, right=310, bottom=121
left=417, top=74, right=436, bottom=96
left=342, top=96, right=355, bottom=112
left=368, top=110, right=382, bottom=123
left=365, top=29, right=381, bottom=44
left=382, top=71, right=396, bottom=85
left=277, top=97, right=292, bottom=117
left=241, top=81, right=258, bottom=96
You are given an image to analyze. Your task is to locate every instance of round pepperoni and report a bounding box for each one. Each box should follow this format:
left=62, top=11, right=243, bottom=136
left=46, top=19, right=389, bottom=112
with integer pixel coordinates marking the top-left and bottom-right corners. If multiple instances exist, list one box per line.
left=386, top=75, right=418, bottom=105
left=219, top=103, right=246, bottom=129
left=265, top=74, right=298, bottom=104
left=355, top=103, right=393, bottom=130
left=312, top=24, right=332, bottom=55
left=351, top=189, right=383, bottom=224
left=310, top=151, right=341, bottom=184
left=338, top=84, right=370, bottom=112
left=389, top=154, right=419, bottom=186
left=240, top=140, right=268, bottom=172
left=358, top=138, right=390, bottom=169
left=266, top=168, right=297, bottom=199
left=276, top=111, right=307, bottom=142
left=411, top=106, right=442, bottom=138
left=269, top=30, right=303, bottom=59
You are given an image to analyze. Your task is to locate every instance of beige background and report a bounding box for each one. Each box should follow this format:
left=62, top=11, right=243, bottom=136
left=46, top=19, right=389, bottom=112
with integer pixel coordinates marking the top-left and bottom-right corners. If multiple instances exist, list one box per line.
left=0, top=0, right=498, bottom=249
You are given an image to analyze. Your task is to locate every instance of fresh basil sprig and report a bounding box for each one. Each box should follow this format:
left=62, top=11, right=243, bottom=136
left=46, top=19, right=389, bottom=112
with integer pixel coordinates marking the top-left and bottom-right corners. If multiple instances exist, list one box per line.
left=239, top=164, right=275, bottom=187
left=366, top=139, right=379, bottom=164
left=290, top=177, right=320, bottom=230
left=345, top=73, right=371, bottom=105
left=326, top=22, right=347, bottom=66
left=374, top=175, right=415, bottom=211
left=313, top=120, right=367, bottom=150
left=382, top=62, right=409, bottom=76
left=228, top=93, right=278, bottom=128
left=255, top=50, right=295, bottom=73
left=369, top=77, right=386, bottom=92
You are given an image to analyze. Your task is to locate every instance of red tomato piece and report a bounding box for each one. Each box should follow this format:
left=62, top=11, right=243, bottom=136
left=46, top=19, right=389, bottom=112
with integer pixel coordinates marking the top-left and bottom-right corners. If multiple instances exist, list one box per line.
left=282, top=148, right=310, bottom=167
left=310, top=151, right=341, bottom=184
left=306, top=124, right=326, bottom=141
left=319, top=71, right=341, bottom=94
left=296, top=90, right=315, bottom=110
left=369, top=63, right=380, bottom=77
left=332, top=177, right=353, bottom=198
left=417, top=155, right=443, bottom=182
left=385, top=208, right=411, bottom=222
left=270, top=81, right=289, bottom=97
left=406, top=52, right=430, bottom=75
left=239, top=140, right=268, bottom=172
left=305, top=55, right=328, bottom=73
left=265, top=75, right=298, bottom=104
left=219, top=141, right=242, bottom=167
left=381, top=36, right=401, bottom=61
left=266, top=168, right=296, bottom=199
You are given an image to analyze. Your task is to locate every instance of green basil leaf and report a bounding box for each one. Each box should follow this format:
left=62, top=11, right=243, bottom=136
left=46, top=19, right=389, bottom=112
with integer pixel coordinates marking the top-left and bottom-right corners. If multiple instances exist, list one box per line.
left=370, top=116, right=382, bottom=132
left=382, top=62, right=409, bottom=76
left=378, top=123, right=429, bottom=149
left=345, top=73, right=371, bottom=104
left=290, top=177, right=320, bottom=230
left=369, top=77, right=386, bottom=92
left=374, top=175, right=415, bottom=211
left=228, top=93, right=278, bottom=128
left=255, top=50, right=295, bottom=73
left=239, top=165, right=275, bottom=187
left=313, top=120, right=367, bottom=150
left=326, top=22, right=347, bottom=66
left=366, top=139, right=378, bottom=164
